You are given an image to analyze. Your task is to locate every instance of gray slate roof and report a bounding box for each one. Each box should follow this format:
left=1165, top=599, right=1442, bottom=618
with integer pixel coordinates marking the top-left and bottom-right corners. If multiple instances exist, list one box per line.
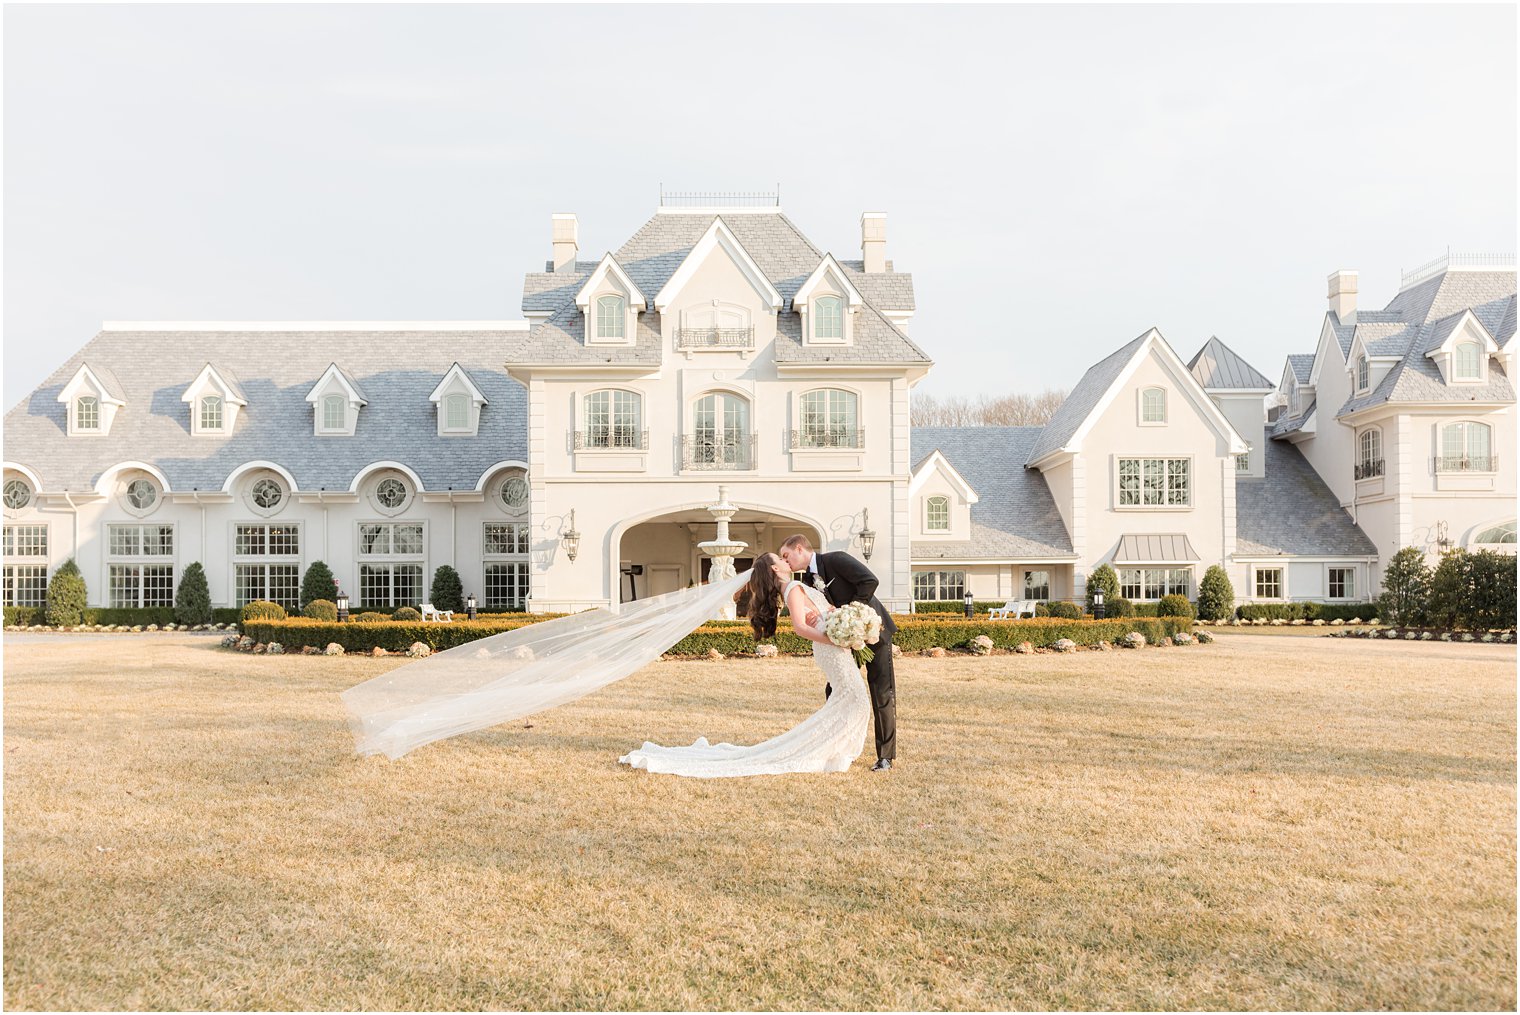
left=1236, top=430, right=1377, bottom=556
left=514, top=212, right=930, bottom=367
left=1024, top=332, right=1148, bottom=465
left=1269, top=397, right=1315, bottom=439
left=910, top=426, right=1075, bottom=559
left=1188, top=336, right=1272, bottom=390
left=5, top=330, right=528, bottom=493
left=1286, top=354, right=1315, bottom=385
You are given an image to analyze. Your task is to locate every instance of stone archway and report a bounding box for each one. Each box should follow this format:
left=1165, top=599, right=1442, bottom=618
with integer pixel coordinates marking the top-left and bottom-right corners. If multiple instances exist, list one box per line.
left=612, top=505, right=824, bottom=603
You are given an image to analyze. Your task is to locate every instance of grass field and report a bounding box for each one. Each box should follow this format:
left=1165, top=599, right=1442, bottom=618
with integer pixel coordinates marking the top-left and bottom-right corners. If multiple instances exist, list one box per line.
left=4, top=632, right=1514, bottom=1010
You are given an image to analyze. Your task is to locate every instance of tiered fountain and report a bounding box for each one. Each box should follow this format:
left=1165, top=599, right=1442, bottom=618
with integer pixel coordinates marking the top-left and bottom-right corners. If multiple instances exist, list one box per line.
left=698, top=485, right=748, bottom=620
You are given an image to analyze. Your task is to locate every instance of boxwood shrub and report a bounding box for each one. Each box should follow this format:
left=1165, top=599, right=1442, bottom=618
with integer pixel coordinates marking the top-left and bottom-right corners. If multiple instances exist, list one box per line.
left=912, top=600, right=1020, bottom=615
left=5, top=605, right=241, bottom=628
left=240, top=617, right=548, bottom=651
left=1236, top=602, right=1376, bottom=622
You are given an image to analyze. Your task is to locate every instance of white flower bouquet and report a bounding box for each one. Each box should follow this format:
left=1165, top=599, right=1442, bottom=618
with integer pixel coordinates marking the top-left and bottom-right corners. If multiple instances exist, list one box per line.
left=823, top=601, right=883, bottom=667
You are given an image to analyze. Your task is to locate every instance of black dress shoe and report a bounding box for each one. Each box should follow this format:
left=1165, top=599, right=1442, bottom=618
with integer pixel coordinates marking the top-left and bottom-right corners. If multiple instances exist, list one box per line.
left=871, top=758, right=892, bottom=772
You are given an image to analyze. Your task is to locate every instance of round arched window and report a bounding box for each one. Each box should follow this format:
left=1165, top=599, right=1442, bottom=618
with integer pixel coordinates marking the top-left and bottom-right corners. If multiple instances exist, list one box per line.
left=252, top=478, right=284, bottom=510
left=501, top=476, right=529, bottom=510
left=126, top=479, right=158, bottom=510
left=376, top=477, right=408, bottom=509
left=3, top=478, right=32, bottom=510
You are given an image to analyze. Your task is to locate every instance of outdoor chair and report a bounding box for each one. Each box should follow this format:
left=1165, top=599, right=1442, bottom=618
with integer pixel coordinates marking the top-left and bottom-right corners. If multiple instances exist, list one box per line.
left=988, top=599, right=1039, bottom=620
left=420, top=603, right=454, bottom=623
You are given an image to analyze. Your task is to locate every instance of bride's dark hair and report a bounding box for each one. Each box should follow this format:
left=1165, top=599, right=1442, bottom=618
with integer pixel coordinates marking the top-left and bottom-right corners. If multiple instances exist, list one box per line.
left=748, top=552, right=785, bottom=640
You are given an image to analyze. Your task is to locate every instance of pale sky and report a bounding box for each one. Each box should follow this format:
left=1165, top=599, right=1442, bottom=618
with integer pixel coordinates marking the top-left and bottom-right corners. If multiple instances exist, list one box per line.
left=4, top=4, right=1515, bottom=411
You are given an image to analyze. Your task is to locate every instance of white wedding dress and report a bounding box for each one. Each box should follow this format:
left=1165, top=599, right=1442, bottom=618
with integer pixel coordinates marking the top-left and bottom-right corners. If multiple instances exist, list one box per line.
left=619, top=581, right=872, bottom=778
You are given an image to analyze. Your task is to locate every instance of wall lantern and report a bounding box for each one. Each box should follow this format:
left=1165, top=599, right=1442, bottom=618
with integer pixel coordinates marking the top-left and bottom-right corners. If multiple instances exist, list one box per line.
left=1435, top=519, right=1453, bottom=553
left=858, top=507, right=876, bottom=561
left=336, top=589, right=350, bottom=623
left=562, top=509, right=581, bottom=563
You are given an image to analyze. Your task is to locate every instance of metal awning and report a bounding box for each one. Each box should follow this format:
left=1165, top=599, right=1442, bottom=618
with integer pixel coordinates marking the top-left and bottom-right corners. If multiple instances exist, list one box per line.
left=1112, top=534, right=1201, bottom=563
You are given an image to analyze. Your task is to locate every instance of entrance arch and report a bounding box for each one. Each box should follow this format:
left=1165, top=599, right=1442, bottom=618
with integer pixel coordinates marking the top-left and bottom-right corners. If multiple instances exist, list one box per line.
left=609, top=500, right=826, bottom=603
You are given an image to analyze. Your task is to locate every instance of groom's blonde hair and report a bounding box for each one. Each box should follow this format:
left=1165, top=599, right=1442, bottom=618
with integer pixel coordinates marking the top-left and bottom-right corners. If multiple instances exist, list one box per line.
left=780, top=534, right=812, bottom=553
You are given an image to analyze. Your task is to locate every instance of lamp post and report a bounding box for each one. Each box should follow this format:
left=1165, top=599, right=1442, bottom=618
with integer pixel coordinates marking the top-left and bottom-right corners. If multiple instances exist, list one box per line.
left=964, top=590, right=975, bottom=619
left=859, top=507, right=876, bottom=561
left=1093, top=588, right=1106, bottom=620
left=561, top=509, right=581, bottom=563
left=466, top=593, right=477, bottom=621
left=336, top=590, right=350, bottom=623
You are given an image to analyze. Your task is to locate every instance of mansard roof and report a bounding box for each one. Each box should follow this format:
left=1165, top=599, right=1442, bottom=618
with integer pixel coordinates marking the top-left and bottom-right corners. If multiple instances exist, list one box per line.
left=5, top=327, right=528, bottom=493
left=909, top=426, right=1075, bottom=560
left=514, top=211, right=930, bottom=367
left=1187, top=336, right=1273, bottom=391
left=1237, top=431, right=1378, bottom=556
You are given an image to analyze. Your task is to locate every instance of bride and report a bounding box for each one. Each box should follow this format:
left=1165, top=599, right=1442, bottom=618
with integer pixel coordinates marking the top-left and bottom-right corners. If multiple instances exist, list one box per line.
left=618, top=552, right=871, bottom=777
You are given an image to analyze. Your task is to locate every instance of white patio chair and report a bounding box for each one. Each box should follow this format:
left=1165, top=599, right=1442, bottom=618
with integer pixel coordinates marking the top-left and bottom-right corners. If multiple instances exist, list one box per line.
left=420, top=602, right=454, bottom=623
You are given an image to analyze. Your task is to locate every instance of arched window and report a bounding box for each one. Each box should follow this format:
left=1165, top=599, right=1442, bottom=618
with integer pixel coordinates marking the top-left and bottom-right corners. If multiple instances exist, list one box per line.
left=1140, top=387, right=1166, bottom=424
left=583, top=389, right=642, bottom=449
left=322, top=394, right=346, bottom=431
left=1473, top=520, right=1516, bottom=546
left=925, top=495, right=949, bottom=532
left=444, top=393, right=470, bottom=431
left=813, top=296, right=843, bottom=340
left=200, top=394, right=223, bottom=431
left=1454, top=342, right=1482, bottom=380
left=691, top=392, right=752, bottom=468
left=1439, top=421, right=1493, bottom=472
left=596, top=295, right=626, bottom=340
left=1356, top=428, right=1383, bottom=479
left=797, top=388, right=859, bottom=449
left=1357, top=356, right=1369, bottom=391
left=76, top=396, right=100, bottom=431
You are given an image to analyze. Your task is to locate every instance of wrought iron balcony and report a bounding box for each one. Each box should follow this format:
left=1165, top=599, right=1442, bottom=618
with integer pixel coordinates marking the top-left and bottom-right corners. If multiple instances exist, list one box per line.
left=1354, top=458, right=1385, bottom=480
left=570, top=429, right=649, bottom=451
left=788, top=427, right=865, bottom=451
left=674, top=327, right=754, bottom=351
left=1434, top=455, right=1497, bottom=473
left=680, top=434, right=758, bottom=471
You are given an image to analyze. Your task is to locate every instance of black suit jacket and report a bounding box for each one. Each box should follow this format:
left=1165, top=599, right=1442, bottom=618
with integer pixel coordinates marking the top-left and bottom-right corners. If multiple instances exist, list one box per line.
left=809, top=551, right=897, bottom=639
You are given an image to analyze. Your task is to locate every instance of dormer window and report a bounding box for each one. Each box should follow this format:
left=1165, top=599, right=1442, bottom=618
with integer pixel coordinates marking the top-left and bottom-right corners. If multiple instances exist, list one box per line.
left=200, top=395, right=224, bottom=432
left=1454, top=342, right=1481, bottom=380
left=428, top=363, right=488, bottom=437
left=58, top=363, right=124, bottom=436
left=307, top=363, right=366, bottom=437
left=182, top=363, right=246, bottom=437
left=1139, top=387, right=1166, bottom=425
left=925, top=495, right=949, bottom=532
left=596, top=295, right=626, bottom=340
left=814, top=296, right=843, bottom=341
left=444, top=394, right=470, bottom=431
left=76, top=396, right=100, bottom=431
left=322, top=394, right=346, bottom=432
left=1357, top=355, right=1369, bottom=391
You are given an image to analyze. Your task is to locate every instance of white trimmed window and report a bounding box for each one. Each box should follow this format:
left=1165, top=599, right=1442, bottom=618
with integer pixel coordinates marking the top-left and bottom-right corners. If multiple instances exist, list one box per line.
left=4, top=479, right=32, bottom=510
left=444, top=394, right=470, bottom=432
left=1357, top=356, right=1369, bottom=391
left=484, top=522, right=531, bottom=611
left=499, top=473, right=529, bottom=514
left=1253, top=567, right=1283, bottom=600
left=596, top=295, right=626, bottom=339
left=107, top=523, right=174, bottom=608
left=925, top=496, right=949, bottom=532
left=813, top=296, right=843, bottom=341
left=1117, top=458, right=1190, bottom=507
left=1327, top=567, right=1354, bottom=600
left=76, top=396, right=100, bottom=431
left=912, top=570, right=966, bottom=601
left=322, top=394, right=346, bottom=432
left=1140, top=387, right=1166, bottom=424
left=691, top=392, right=752, bottom=468
left=126, top=478, right=159, bottom=513
left=2, top=523, right=48, bottom=608
left=798, top=388, right=860, bottom=449
left=1024, top=570, right=1050, bottom=601
left=357, top=521, right=424, bottom=609
left=233, top=523, right=300, bottom=609
left=200, top=395, right=224, bottom=432
left=1439, top=421, right=1493, bottom=472
left=1119, top=568, right=1191, bottom=601
left=1235, top=452, right=1250, bottom=473
left=1454, top=342, right=1482, bottom=380
left=582, top=390, right=642, bottom=449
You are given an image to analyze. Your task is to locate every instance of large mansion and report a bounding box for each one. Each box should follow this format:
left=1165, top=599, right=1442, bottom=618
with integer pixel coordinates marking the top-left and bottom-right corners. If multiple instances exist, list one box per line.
left=3, top=198, right=1514, bottom=614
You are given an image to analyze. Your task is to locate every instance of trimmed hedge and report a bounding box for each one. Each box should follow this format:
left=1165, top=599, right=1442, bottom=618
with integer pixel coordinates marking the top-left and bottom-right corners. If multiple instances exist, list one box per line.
left=5, top=605, right=241, bottom=627
left=241, top=600, right=287, bottom=623
left=1236, top=602, right=1376, bottom=622
left=912, top=600, right=1019, bottom=615
left=244, top=614, right=1192, bottom=655
left=303, top=599, right=338, bottom=621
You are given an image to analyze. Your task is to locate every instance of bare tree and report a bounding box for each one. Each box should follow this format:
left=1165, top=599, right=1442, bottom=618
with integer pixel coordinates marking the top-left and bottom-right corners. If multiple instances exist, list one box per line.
left=911, top=389, right=1068, bottom=427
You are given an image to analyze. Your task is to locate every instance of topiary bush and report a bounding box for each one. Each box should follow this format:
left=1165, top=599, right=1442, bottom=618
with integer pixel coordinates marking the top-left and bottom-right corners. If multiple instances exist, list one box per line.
left=429, top=565, right=465, bottom=614
left=1086, top=564, right=1119, bottom=614
left=44, top=558, right=88, bottom=627
left=392, top=606, right=422, bottom=622
left=354, top=611, right=390, bottom=623
left=1196, top=565, right=1234, bottom=621
left=174, top=561, right=213, bottom=626
left=1378, top=546, right=1431, bottom=627
left=1157, top=593, right=1195, bottom=619
left=300, top=561, right=337, bottom=610
left=1045, top=601, right=1082, bottom=620
left=240, top=600, right=287, bottom=623
left=302, top=599, right=338, bottom=621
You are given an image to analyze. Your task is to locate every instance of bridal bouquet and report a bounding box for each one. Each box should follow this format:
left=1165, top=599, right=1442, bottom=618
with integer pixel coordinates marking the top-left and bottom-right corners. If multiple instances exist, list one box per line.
left=824, top=601, right=883, bottom=667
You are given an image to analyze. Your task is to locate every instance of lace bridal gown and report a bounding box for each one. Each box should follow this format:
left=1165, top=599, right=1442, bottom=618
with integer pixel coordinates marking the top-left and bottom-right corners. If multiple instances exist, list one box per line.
left=619, top=581, right=872, bottom=777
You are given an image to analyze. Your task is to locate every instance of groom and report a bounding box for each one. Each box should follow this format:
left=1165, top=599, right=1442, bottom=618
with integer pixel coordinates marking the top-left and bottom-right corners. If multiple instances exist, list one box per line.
left=778, top=534, right=898, bottom=772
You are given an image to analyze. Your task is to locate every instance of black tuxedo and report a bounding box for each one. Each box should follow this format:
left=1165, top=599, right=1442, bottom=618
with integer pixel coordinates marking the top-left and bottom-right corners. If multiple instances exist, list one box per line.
left=809, top=550, right=897, bottom=761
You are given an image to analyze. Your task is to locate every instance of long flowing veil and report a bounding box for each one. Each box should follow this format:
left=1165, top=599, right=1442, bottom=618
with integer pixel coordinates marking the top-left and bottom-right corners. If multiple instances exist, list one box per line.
left=340, top=569, right=752, bottom=759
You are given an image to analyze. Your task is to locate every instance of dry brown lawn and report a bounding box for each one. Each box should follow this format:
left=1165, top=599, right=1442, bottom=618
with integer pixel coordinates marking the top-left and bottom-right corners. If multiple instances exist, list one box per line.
left=4, top=632, right=1515, bottom=1011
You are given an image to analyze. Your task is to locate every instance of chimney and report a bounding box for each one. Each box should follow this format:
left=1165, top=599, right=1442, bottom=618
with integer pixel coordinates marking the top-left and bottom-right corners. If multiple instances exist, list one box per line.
left=551, top=213, right=579, bottom=273
left=1327, top=269, right=1358, bottom=324
left=860, top=212, right=887, bottom=273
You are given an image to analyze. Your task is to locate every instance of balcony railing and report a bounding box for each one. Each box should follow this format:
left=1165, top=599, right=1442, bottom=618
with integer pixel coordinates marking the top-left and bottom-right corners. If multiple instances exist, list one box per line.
left=1435, top=455, right=1497, bottom=473
left=788, top=427, right=865, bottom=451
left=1354, top=458, right=1385, bottom=480
left=680, top=434, right=758, bottom=471
left=570, top=429, right=650, bottom=451
left=674, top=327, right=754, bottom=351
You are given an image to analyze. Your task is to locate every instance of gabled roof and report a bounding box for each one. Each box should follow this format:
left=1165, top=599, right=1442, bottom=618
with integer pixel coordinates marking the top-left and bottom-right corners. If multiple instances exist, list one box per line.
left=1025, top=328, right=1248, bottom=466
left=574, top=253, right=647, bottom=311
left=1270, top=397, right=1316, bottom=439
left=1187, top=336, right=1273, bottom=391
left=181, top=363, right=248, bottom=405
left=428, top=362, right=488, bottom=404
left=1286, top=354, right=1315, bottom=385
left=909, top=448, right=979, bottom=503
left=56, top=362, right=126, bottom=405
left=909, top=427, right=1075, bottom=560
left=793, top=254, right=864, bottom=309
left=306, top=363, right=369, bottom=405
left=1237, top=430, right=1377, bottom=556
left=651, top=217, right=783, bottom=313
